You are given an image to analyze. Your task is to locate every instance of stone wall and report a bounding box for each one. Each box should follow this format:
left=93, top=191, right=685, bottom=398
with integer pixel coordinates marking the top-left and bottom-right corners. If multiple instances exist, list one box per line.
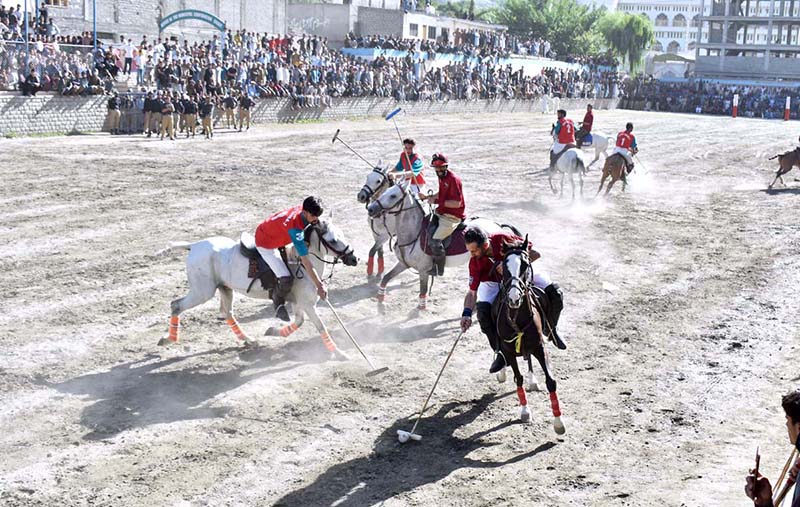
left=0, top=94, right=619, bottom=137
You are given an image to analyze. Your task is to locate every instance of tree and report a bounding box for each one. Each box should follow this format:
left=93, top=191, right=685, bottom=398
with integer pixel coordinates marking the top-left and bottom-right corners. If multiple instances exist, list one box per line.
left=492, top=0, right=606, bottom=58
left=597, top=12, right=655, bottom=71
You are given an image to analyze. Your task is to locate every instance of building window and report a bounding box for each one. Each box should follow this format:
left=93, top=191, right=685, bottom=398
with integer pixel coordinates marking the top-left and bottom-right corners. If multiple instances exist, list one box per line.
left=656, top=13, right=668, bottom=26
left=688, top=41, right=696, bottom=50
left=653, top=41, right=664, bottom=51
left=667, top=40, right=681, bottom=53
left=45, top=0, right=68, bottom=6
left=409, top=23, right=418, bottom=37
left=691, top=14, right=700, bottom=27
left=674, top=13, right=686, bottom=27
left=427, top=26, right=436, bottom=39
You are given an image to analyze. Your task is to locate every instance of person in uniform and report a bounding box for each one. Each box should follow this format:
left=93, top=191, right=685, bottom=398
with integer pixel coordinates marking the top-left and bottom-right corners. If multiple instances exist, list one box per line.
left=394, top=138, right=425, bottom=194
left=612, top=122, right=638, bottom=173
left=238, top=92, right=256, bottom=132
left=418, top=153, right=465, bottom=277
left=550, top=109, right=576, bottom=171
left=160, top=96, right=175, bottom=141
left=106, top=91, right=121, bottom=135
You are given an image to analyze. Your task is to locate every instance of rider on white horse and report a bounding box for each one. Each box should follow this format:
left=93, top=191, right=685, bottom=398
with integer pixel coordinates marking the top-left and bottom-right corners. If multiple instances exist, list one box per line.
left=612, top=122, right=638, bottom=174
left=254, top=196, right=328, bottom=321
left=418, top=153, right=465, bottom=277
left=550, top=109, right=577, bottom=172
left=395, top=138, right=426, bottom=194
left=575, top=104, right=593, bottom=148
left=460, top=226, right=567, bottom=374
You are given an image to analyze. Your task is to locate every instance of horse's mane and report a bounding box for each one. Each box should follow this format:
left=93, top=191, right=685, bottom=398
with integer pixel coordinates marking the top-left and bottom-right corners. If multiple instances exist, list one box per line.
left=501, top=239, right=526, bottom=256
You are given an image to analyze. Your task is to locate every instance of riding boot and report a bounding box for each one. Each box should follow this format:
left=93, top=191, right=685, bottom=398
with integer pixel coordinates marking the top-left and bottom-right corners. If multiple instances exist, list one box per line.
left=477, top=302, right=505, bottom=373
left=273, top=276, right=293, bottom=322
left=544, top=283, right=567, bottom=350
left=627, top=161, right=635, bottom=174
left=430, top=255, right=445, bottom=276
left=549, top=151, right=556, bottom=171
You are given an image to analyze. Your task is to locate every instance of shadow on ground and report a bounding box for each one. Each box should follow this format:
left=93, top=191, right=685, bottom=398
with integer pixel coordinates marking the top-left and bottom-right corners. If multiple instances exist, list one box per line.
left=274, top=392, right=557, bottom=507
left=37, top=338, right=333, bottom=440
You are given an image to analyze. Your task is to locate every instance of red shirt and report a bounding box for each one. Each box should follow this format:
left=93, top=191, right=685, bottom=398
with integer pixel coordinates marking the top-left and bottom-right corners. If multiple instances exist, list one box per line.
left=255, top=205, right=307, bottom=249
left=616, top=131, right=635, bottom=149
left=434, top=170, right=465, bottom=219
left=557, top=118, right=576, bottom=144
left=582, top=111, right=593, bottom=132
left=468, top=232, right=522, bottom=291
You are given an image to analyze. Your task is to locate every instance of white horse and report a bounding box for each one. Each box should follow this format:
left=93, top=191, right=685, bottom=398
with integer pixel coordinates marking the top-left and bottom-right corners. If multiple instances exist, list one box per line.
left=157, top=221, right=358, bottom=359
left=550, top=124, right=611, bottom=168
left=366, top=182, right=504, bottom=312
left=549, top=145, right=588, bottom=201
left=356, top=163, right=396, bottom=282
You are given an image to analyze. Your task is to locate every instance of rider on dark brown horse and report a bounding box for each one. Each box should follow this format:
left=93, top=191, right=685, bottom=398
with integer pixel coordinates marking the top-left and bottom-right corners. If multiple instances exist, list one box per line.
left=460, top=226, right=566, bottom=373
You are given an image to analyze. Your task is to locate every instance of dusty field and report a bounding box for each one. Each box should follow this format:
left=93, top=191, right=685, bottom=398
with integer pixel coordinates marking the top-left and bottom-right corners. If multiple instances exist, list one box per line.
left=1, top=109, right=799, bottom=507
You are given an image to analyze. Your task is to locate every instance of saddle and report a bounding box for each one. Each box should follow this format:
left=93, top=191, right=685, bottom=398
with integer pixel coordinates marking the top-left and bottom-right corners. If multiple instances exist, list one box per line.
left=238, top=232, right=279, bottom=293
left=420, top=214, right=467, bottom=256
left=551, top=143, right=577, bottom=166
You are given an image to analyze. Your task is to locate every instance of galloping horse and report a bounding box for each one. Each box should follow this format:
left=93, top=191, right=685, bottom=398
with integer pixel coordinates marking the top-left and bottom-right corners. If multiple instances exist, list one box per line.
left=596, top=153, right=627, bottom=196
left=357, top=163, right=396, bottom=281
left=495, top=240, right=565, bottom=434
left=366, top=182, right=503, bottom=312
left=549, top=147, right=588, bottom=200
left=157, top=221, right=358, bottom=358
left=768, top=148, right=800, bottom=189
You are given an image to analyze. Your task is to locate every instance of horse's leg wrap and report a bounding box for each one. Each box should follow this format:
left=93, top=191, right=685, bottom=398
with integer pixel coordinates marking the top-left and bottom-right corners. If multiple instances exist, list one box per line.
left=418, top=294, right=427, bottom=310
left=319, top=331, right=337, bottom=352
left=517, top=386, right=528, bottom=406
left=279, top=322, right=299, bottom=337
left=168, top=315, right=180, bottom=343
left=226, top=316, right=249, bottom=341
left=549, top=391, right=562, bottom=417
left=377, top=255, right=385, bottom=275
left=377, top=284, right=386, bottom=303
left=367, top=256, right=375, bottom=276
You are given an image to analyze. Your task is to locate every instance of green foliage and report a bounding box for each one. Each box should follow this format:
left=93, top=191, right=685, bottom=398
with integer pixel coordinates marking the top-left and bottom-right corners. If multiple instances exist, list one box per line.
left=435, top=0, right=494, bottom=22
left=597, top=12, right=655, bottom=71
left=492, top=0, right=607, bottom=58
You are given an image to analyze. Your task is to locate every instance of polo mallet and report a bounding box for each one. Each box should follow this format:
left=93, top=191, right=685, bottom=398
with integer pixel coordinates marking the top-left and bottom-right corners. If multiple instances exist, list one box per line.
left=324, top=298, right=388, bottom=377
left=634, top=153, right=649, bottom=175
left=397, top=330, right=465, bottom=443
left=331, top=129, right=375, bottom=170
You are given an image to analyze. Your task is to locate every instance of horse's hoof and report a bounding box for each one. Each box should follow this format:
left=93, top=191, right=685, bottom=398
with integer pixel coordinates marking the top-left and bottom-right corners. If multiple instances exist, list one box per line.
left=243, top=339, right=258, bottom=349
left=157, top=337, right=171, bottom=346
left=520, top=406, right=531, bottom=423
left=496, top=369, right=507, bottom=383
left=553, top=416, right=566, bottom=435
left=377, top=303, right=385, bottom=316
left=264, top=327, right=280, bottom=336
left=331, top=348, right=350, bottom=361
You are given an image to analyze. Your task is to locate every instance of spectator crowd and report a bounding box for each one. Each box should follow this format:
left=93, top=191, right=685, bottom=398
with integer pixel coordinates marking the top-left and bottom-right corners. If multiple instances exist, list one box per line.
left=622, top=75, right=800, bottom=119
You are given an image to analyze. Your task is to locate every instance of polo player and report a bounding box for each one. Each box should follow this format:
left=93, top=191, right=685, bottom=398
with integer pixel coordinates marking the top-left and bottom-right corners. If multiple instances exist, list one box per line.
left=613, top=122, right=638, bottom=173
left=550, top=109, right=576, bottom=171
left=395, top=138, right=426, bottom=194
left=576, top=104, right=593, bottom=148
left=418, top=153, right=465, bottom=276
left=254, top=196, right=328, bottom=321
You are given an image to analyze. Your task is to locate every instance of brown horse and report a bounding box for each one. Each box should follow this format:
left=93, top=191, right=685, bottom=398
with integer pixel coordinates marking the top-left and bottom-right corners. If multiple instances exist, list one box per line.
left=768, top=148, right=800, bottom=189
left=596, top=153, right=627, bottom=196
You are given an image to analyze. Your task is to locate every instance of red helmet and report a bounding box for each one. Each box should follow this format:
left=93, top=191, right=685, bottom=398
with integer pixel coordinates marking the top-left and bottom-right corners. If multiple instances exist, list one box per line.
left=431, top=153, right=448, bottom=167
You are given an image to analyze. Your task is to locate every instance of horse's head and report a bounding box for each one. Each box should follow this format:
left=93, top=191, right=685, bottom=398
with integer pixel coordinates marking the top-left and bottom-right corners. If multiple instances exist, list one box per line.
left=306, top=221, right=358, bottom=266
left=366, top=182, right=406, bottom=219
left=357, top=161, right=390, bottom=204
left=502, top=239, right=530, bottom=310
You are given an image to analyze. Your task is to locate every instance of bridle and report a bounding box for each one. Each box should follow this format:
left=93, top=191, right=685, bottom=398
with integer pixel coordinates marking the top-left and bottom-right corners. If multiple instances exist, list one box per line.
left=359, top=167, right=390, bottom=203
left=298, top=224, right=355, bottom=282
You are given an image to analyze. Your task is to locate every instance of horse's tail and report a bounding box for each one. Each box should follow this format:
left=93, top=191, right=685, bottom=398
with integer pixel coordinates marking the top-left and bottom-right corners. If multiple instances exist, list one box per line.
left=575, top=153, right=587, bottom=175
left=500, top=223, right=523, bottom=236
left=768, top=154, right=780, bottom=160
left=154, top=241, right=192, bottom=258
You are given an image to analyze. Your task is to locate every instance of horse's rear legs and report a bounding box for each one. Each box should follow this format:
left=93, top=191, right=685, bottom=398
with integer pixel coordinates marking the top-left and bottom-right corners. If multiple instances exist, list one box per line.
left=158, top=284, right=216, bottom=346
left=218, top=287, right=256, bottom=347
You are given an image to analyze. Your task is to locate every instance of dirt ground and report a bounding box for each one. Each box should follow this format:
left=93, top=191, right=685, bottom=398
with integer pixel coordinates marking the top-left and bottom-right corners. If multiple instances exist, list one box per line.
left=1, top=109, right=799, bottom=507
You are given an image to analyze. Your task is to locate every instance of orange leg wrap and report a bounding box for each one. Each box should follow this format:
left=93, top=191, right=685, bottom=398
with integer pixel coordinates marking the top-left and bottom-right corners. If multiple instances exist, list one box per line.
left=279, top=322, right=299, bottom=337
left=168, top=315, right=180, bottom=343
left=320, top=331, right=337, bottom=352
left=226, top=317, right=249, bottom=341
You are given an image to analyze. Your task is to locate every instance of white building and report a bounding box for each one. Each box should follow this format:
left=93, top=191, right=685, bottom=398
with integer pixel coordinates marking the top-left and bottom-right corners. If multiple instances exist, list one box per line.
left=617, top=0, right=710, bottom=56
